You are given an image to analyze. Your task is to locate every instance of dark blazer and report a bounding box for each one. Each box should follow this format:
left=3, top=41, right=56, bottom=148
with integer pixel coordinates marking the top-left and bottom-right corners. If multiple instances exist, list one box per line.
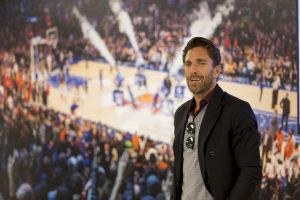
left=280, top=97, right=290, bottom=115
left=261, top=131, right=273, bottom=152
left=172, top=84, right=262, bottom=200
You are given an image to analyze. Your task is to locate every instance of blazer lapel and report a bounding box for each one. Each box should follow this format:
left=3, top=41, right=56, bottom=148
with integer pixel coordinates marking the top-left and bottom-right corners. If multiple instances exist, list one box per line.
left=174, top=101, right=190, bottom=185
left=198, top=85, right=224, bottom=179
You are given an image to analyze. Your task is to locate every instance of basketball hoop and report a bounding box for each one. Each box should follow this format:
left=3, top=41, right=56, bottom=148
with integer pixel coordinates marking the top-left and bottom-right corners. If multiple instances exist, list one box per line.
left=46, top=27, right=58, bottom=48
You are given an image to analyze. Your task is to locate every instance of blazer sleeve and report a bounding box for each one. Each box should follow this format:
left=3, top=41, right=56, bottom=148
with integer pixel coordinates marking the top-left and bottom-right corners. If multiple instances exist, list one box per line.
left=228, top=101, right=262, bottom=200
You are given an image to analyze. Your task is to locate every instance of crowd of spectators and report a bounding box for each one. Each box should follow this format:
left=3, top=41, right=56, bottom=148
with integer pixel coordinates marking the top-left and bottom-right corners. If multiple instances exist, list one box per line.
left=95, top=0, right=226, bottom=71
left=258, top=124, right=300, bottom=200
left=213, top=0, right=297, bottom=91
left=0, top=0, right=299, bottom=199
left=0, top=99, right=174, bottom=200
left=0, top=1, right=174, bottom=199
left=70, top=0, right=297, bottom=91
left=7, top=0, right=294, bottom=91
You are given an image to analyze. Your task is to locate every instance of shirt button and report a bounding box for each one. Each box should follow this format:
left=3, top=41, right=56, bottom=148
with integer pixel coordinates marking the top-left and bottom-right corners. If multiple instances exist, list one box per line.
left=209, top=151, right=215, bottom=157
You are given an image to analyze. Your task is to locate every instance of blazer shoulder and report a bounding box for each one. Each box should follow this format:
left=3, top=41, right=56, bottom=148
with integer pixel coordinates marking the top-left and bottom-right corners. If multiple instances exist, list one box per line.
left=174, top=100, right=191, bottom=120
left=175, top=100, right=190, bottom=113
left=223, top=92, right=257, bottom=126
left=223, top=91, right=251, bottom=108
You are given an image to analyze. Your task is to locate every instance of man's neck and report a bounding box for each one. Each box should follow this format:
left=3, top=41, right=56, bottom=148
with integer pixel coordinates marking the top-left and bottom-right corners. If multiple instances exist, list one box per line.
left=193, top=83, right=216, bottom=111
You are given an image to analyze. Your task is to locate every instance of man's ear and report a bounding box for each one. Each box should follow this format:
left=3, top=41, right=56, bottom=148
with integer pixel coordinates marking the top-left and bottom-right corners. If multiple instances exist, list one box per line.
left=214, top=64, right=222, bottom=79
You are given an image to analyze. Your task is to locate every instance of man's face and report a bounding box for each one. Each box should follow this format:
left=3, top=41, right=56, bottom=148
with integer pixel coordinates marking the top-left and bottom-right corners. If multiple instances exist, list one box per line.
left=184, top=47, right=221, bottom=96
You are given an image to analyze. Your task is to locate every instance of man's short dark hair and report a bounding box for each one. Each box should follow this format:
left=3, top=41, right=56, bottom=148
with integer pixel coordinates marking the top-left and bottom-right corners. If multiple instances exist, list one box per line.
left=182, top=37, right=221, bottom=67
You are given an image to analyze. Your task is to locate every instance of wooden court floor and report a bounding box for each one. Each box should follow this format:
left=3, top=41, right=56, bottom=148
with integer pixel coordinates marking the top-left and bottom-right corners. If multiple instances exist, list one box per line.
left=47, top=61, right=297, bottom=143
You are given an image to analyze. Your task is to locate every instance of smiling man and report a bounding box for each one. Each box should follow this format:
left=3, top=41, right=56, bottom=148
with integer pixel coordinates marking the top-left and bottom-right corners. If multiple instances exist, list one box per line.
left=172, top=37, right=262, bottom=200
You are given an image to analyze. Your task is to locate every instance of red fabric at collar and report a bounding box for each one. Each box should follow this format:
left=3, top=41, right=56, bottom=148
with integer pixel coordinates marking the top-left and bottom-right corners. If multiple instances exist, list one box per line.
left=189, top=85, right=216, bottom=118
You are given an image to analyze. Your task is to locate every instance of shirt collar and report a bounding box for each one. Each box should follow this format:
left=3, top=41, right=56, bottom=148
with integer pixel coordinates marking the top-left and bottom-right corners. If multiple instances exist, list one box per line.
left=189, top=85, right=217, bottom=116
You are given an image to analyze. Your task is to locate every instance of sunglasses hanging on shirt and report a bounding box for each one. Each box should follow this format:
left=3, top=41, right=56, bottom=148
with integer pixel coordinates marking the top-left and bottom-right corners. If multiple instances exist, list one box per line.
left=186, top=122, right=195, bottom=149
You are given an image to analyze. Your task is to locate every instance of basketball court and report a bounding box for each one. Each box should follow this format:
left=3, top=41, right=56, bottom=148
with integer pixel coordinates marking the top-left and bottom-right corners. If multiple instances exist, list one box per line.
left=47, top=61, right=298, bottom=144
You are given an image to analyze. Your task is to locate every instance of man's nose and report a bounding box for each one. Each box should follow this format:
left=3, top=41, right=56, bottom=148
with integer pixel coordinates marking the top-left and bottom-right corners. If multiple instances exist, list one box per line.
left=190, top=63, right=199, bottom=72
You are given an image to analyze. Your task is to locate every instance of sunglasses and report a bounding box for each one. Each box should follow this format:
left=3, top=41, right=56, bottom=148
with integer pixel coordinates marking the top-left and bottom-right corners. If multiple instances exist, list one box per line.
left=186, top=122, right=195, bottom=149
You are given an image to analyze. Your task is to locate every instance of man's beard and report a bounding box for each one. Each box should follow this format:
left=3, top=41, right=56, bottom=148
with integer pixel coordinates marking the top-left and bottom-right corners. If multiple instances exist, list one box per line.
left=186, top=72, right=214, bottom=96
